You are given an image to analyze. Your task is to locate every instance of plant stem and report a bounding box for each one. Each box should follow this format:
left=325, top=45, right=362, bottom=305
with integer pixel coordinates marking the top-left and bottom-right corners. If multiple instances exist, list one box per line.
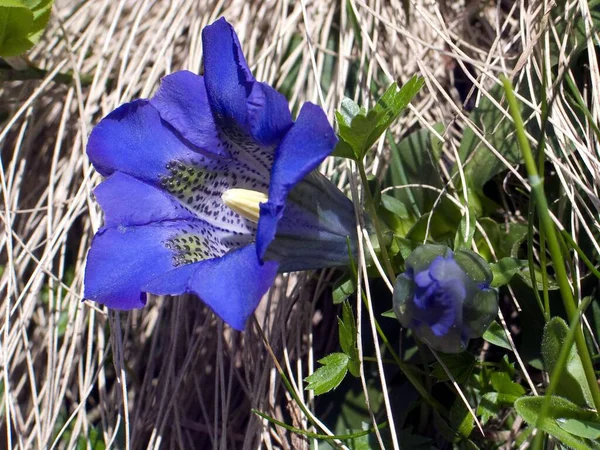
left=356, top=159, right=396, bottom=282
left=532, top=297, right=593, bottom=450
left=502, top=76, right=600, bottom=414
left=346, top=240, right=448, bottom=416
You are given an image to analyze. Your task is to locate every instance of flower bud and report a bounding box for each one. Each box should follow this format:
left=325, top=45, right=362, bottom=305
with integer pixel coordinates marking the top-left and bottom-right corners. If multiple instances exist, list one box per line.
left=393, top=244, right=498, bottom=353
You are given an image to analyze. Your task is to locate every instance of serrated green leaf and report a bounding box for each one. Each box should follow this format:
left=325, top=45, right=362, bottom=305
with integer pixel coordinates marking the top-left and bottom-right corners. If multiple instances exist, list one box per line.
left=556, top=418, right=600, bottom=440
left=430, top=352, right=476, bottom=383
left=490, top=257, right=526, bottom=287
left=542, top=317, right=594, bottom=407
left=478, top=392, right=500, bottom=425
left=337, top=77, right=424, bottom=159
left=483, top=321, right=512, bottom=350
left=515, top=395, right=600, bottom=450
left=490, top=372, right=525, bottom=397
left=0, top=1, right=33, bottom=57
left=26, top=0, right=53, bottom=44
left=305, top=353, right=349, bottom=395
left=0, top=0, right=53, bottom=57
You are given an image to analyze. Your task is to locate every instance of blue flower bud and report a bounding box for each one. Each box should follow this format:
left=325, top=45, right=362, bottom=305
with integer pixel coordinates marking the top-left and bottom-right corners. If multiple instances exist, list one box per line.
left=393, top=244, right=498, bottom=353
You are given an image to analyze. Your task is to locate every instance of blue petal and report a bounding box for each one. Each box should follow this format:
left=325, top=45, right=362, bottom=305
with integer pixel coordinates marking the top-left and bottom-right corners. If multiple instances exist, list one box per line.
left=428, top=255, right=465, bottom=284
left=414, top=268, right=434, bottom=288
left=87, top=100, right=204, bottom=181
left=84, top=224, right=178, bottom=309
left=256, top=103, right=337, bottom=260
left=247, top=82, right=292, bottom=145
left=142, top=244, right=278, bottom=330
left=429, top=305, right=457, bottom=337
left=150, top=71, right=225, bottom=156
left=202, top=18, right=254, bottom=129
left=413, top=281, right=438, bottom=309
left=94, top=172, right=196, bottom=229
left=87, top=100, right=260, bottom=235
left=84, top=219, right=254, bottom=310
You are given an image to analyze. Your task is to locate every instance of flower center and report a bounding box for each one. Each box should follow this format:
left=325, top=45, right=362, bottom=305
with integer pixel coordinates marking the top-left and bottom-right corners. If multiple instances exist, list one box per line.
left=221, top=188, right=268, bottom=224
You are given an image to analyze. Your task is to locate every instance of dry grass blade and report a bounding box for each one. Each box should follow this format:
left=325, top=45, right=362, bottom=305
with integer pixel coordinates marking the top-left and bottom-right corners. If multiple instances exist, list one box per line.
left=1, top=0, right=598, bottom=448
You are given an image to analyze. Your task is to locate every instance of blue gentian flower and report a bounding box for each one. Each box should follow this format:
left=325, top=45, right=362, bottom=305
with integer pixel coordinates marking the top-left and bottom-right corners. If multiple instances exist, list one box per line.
left=393, top=244, right=498, bottom=353
left=84, top=18, right=357, bottom=330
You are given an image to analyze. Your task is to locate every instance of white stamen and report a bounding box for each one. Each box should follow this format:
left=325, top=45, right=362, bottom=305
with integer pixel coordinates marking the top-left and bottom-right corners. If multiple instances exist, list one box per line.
left=221, top=188, right=268, bottom=224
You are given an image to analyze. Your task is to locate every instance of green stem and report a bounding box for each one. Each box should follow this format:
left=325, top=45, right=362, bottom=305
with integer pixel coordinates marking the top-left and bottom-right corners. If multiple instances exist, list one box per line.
left=537, top=64, right=551, bottom=320
left=252, top=316, right=344, bottom=450
left=370, top=304, right=448, bottom=416
left=346, top=246, right=448, bottom=416
left=527, top=197, right=546, bottom=317
left=532, top=297, right=594, bottom=450
left=356, top=160, right=396, bottom=282
left=502, top=77, right=600, bottom=414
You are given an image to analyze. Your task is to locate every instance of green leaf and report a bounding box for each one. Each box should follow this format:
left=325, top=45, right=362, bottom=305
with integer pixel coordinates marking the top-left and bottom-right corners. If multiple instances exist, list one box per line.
left=518, top=267, right=560, bottom=291
left=542, top=317, right=594, bottom=407
left=549, top=1, right=600, bottom=66
left=556, top=419, right=600, bottom=440
left=475, top=220, right=528, bottom=261
left=430, top=352, right=476, bottom=383
left=456, top=83, right=523, bottom=196
left=490, top=372, right=525, bottom=398
left=76, top=424, right=106, bottom=450
left=405, top=201, right=462, bottom=245
left=25, top=0, right=53, bottom=43
left=338, top=300, right=360, bottom=377
left=0, top=0, right=33, bottom=57
left=454, top=206, right=478, bottom=250
left=515, top=395, right=600, bottom=450
left=333, top=276, right=355, bottom=305
left=337, top=97, right=363, bottom=125
left=381, top=194, right=411, bottom=220
left=478, top=391, right=522, bottom=425
left=336, top=77, right=425, bottom=159
left=490, top=257, right=526, bottom=287
left=380, top=194, right=414, bottom=237
left=305, top=353, right=349, bottom=395
left=332, top=125, right=358, bottom=159
left=385, top=123, right=444, bottom=216
left=483, top=321, right=512, bottom=350
left=397, top=427, right=436, bottom=450
left=449, top=398, right=474, bottom=441
left=381, top=308, right=396, bottom=319
left=478, top=392, right=500, bottom=425
left=0, top=0, right=53, bottom=57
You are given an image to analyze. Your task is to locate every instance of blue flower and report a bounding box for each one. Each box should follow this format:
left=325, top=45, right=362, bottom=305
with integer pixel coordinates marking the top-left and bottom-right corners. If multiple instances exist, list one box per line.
left=84, top=18, right=356, bottom=330
left=393, top=244, right=498, bottom=353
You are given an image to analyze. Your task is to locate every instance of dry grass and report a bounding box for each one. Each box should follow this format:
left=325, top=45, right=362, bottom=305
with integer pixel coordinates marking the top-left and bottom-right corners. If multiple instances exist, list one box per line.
left=0, top=0, right=598, bottom=448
